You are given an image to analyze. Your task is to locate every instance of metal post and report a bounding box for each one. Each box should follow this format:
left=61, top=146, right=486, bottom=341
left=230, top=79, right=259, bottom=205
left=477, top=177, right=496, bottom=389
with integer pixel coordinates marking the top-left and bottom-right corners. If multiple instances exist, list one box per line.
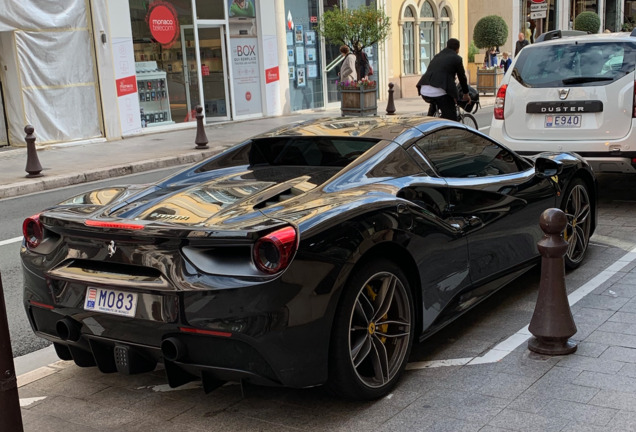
left=0, top=272, right=24, bottom=432
left=385, top=83, right=396, bottom=115
left=24, top=125, right=43, bottom=178
left=194, top=105, right=209, bottom=150
left=528, top=208, right=578, bottom=355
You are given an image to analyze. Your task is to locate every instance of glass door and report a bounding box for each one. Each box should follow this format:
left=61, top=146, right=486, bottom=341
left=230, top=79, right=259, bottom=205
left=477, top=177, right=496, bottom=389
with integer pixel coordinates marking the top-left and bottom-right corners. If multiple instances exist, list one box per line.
left=181, top=24, right=230, bottom=122
left=197, top=26, right=230, bottom=121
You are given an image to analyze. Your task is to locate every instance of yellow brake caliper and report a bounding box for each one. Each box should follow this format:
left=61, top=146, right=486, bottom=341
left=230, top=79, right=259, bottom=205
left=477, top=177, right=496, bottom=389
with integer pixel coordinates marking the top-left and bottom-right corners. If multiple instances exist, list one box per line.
left=366, top=284, right=388, bottom=344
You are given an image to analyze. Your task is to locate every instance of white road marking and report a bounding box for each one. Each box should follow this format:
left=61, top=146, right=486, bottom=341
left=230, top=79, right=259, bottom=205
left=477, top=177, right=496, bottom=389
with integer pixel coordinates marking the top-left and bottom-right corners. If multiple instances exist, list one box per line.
left=0, top=236, right=22, bottom=246
left=20, top=396, right=46, bottom=407
left=407, top=244, right=636, bottom=370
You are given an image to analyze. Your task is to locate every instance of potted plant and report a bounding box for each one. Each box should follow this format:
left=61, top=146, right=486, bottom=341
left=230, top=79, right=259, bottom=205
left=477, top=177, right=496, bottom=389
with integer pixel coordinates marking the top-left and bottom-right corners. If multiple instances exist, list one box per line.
left=466, top=40, right=480, bottom=85
left=473, top=15, right=508, bottom=94
left=574, top=11, right=601, bottom=33
left=318, top=5, right=390, bottom=116
left=339, top=78, right=378, bottom=116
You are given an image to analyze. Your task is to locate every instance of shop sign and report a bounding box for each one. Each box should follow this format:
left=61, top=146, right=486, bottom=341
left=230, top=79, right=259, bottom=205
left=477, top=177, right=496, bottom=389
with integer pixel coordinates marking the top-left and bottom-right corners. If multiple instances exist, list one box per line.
left=265, top=66, right=279, bottom=84
left=146, top=1, right=180, bottom=48
left=202, top=65, right=210, bottom=76
left=530, top=3, right=547, bottom=11
left=530, top=0, right=546, bottom=3
left=116, top=76, right=138, bottom=97
left=531, top=11, right=547, bottom=19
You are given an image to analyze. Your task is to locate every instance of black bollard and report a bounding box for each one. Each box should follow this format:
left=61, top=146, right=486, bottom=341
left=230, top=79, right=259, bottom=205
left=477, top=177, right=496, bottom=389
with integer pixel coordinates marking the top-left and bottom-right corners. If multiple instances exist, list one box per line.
left=0, top=273, right=24, bottom=431
left=528, top=208, right=578, bottom=355
left=194, top=105, right=209, bottom=150
left=24, top=125, right=43, bottom=178
left=385, top=83, right=396, bottom=115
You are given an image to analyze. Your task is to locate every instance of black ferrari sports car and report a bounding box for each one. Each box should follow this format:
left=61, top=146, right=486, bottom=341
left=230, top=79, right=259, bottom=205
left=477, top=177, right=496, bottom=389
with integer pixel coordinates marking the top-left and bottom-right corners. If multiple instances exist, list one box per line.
left=21, top=116, right=596, bottom=400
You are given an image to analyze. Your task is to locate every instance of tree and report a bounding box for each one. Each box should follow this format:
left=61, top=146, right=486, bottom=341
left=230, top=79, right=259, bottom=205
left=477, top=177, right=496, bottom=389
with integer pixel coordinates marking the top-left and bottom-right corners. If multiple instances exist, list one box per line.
left=317, top=5, right=391, bottom=54
left=574, top=11, right=600, bottom=34
left=473, top=15, right=509, bottom=49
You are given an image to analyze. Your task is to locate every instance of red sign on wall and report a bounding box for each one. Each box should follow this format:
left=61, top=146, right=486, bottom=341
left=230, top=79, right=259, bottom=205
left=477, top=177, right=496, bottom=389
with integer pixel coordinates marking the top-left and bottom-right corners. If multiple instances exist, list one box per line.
left=116, top=75, right=138, bottom=97
left=265, top=66, right=279, bottom=84
left=201, top=65, right=210, bottom=76
left=146, top=1, right=179, bottom=48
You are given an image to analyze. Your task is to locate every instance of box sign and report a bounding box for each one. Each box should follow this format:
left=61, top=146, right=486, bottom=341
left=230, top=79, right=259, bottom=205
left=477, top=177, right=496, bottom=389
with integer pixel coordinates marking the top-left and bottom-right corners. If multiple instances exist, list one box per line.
left=531, top=11, right=547, bottom=19
left=146, top=2, right=180, bottom=48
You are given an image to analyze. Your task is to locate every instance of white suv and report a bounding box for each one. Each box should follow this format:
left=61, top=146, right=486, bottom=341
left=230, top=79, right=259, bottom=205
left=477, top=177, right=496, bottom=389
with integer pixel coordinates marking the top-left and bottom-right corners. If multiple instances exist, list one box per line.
left=490, top=30, right=636, bottom=173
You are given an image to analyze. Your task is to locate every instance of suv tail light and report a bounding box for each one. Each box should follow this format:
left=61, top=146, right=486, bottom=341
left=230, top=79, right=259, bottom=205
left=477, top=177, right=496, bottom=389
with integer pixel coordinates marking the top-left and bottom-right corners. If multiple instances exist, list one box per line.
left=494, top=84, right=507, bottom=120
left=253, top=226, right=298, bottom=274
left=23, top=214, right=43, bottom=249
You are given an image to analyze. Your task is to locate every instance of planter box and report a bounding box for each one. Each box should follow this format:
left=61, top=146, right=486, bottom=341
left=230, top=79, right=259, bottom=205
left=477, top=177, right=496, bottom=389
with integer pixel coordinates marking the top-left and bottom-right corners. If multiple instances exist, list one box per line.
left=476, top=68, right=504, bottom=95
left=340, top=87, right=377, bottom=116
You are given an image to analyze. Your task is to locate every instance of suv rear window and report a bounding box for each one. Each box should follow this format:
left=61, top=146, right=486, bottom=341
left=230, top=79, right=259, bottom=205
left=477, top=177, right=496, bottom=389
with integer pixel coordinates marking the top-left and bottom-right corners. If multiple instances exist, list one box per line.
left=513, top=42, right=636, bottom=87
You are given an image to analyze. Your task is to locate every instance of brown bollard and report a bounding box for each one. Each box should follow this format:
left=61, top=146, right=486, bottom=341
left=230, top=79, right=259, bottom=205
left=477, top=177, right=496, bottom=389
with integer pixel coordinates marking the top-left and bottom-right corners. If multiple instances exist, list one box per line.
left=194, top=105, right=209, bottom=150
left=528, top=208, right=577, bottom=355
left=385, top=83, right=396, bottom=115
left=24, top=125, right=43, bottom=178
left=0, top=273, right=24, bottom=432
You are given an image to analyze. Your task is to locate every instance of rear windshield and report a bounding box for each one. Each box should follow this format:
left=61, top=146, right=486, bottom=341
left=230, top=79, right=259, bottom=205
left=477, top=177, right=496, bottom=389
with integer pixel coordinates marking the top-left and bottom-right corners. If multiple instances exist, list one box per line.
left=513, top=41, right=636, bottom=87
left=248, top=137, right=378, bottom=167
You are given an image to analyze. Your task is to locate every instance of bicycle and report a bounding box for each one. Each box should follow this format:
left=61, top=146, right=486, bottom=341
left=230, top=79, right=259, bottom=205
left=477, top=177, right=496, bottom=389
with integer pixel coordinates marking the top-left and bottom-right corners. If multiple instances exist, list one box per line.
left=429, top=99, right=479, bottom=130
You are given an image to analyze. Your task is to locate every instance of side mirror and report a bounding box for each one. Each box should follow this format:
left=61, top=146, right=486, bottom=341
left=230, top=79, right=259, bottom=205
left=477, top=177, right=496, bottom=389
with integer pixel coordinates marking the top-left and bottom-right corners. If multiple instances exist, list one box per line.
left=535, top=157, right=563, bottom=178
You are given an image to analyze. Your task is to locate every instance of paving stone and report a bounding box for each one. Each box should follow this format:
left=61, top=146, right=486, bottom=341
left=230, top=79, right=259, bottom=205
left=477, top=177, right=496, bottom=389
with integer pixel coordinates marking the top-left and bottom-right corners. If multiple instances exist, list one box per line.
left=538, top=398, right=618, bottom=426
left=475, top=372, right=537, bottom=400
left=436, top=393, right=507, bottom=425
left=571, top=341, right=609, bottom=358
left=599, top=346, right=636, bottom=363
left=586, top=330, right=636, bottom=349
left=608, top=311, right=636, bottom=324
left=21, top=412, right=102, bottom=432
left=488, top=408, right=569, bottom=431
left=556, top=353, right=624, bottom=374
left=620, top=363, right=636, bottom=378
left=597, top=320, right=636, bottom=336
left=607, top=410, right=636, bottom=431
left=589, top=389, right=636, bottom=412
left=573, top=307, right=616, bottom=325
left=576, top=294, right=630, bottom=311
left=573, top=370, right=636, bottom=393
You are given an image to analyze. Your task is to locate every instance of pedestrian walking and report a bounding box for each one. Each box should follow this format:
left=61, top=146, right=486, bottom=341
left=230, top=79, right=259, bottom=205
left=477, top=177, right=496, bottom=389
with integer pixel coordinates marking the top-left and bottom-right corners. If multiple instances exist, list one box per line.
left=339, top=45, right=357, bottom=84
left=515, top=32, right=529, bottom=56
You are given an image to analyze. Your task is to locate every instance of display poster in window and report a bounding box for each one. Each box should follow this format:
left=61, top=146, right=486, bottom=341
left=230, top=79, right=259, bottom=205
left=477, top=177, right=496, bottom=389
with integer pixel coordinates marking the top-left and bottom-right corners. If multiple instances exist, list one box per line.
left=228, top=0, right=256, bottom=18
left=305, top=30, right=315, bottom=45
left=295, top=25, right=303, bottom=44
left=113, top=38, right=141, bottom=135
left=287, top=48, right=295, bottom=63
left=231, top=37, right=262, bottom=116
left=307, top=63, right=317, bottom=78
left=286, top=32, right=293, bottom=46
left=296, top=67, right=306, bottom=87
left=296, top=46, right=305, bottom=65
left=289, top=65, right=295, bottom=79
left=306, top=47, right=316, bottom=62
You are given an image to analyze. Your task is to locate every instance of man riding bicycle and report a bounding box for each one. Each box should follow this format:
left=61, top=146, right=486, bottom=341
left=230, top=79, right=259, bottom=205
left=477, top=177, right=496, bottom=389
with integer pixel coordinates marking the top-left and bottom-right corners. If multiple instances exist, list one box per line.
left=416, top=38, right=470, bottom=121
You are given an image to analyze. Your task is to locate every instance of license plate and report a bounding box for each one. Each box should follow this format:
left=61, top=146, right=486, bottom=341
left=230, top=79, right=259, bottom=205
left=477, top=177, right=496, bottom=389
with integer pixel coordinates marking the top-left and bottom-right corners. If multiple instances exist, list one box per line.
left=544, top=114, right=581, bottom=128
left=84, top=287, right=138, bottom=317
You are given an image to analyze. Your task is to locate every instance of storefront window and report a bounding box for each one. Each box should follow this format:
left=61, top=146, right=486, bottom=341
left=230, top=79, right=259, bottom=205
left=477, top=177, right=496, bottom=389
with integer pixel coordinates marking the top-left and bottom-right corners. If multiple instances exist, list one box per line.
left=195, top=0, right=226, bottom=19
left=284, top=0, right=323, bottom=111
left=402, top=6, right=415, bottom=75
left=419, top=2, right=434, bottom=74
left=522, top=0, right=558, bottom=43
left=440, top=7, right=450, bottom=49
left=130, top=0, right=194, bottom=127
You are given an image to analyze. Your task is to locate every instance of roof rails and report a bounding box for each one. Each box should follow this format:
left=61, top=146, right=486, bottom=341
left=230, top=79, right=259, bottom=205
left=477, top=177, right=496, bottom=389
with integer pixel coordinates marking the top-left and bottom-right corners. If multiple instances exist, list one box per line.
left=542, top=30, right=562, bottom=41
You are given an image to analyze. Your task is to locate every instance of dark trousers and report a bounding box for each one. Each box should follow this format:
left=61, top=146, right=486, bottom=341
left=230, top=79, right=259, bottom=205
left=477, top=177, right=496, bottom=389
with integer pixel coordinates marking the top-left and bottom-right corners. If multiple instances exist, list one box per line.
left=426, top=94, right=457, bottom=121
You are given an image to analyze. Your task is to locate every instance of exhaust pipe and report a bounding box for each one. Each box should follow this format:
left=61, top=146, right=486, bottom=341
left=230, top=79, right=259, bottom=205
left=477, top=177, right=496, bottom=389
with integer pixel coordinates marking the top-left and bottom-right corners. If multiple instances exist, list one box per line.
left=161, top=337, right=186, bottom=362
left=56, top=318, right=81, bottom=342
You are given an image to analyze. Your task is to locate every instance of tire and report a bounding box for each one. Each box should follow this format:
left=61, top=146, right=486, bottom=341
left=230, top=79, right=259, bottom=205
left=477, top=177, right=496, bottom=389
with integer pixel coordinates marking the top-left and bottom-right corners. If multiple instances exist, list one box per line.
left=460, top=113, right=478, bottom=129
left=561, top=178, right=592, bottom=269
left=327, top=259, right=414, bottom=400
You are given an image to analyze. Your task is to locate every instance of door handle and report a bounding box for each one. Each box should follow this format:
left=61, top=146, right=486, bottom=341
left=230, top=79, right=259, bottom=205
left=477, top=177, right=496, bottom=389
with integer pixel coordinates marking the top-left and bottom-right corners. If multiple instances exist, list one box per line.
left=468, top=216, right=482, bottom=228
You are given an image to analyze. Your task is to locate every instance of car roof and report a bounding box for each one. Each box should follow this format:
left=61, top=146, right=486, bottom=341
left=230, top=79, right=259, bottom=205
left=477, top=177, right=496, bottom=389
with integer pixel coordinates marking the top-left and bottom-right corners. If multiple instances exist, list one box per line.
left=252, top=115, right=459, bottom=144
left=531, top=31, right=636, bottom=46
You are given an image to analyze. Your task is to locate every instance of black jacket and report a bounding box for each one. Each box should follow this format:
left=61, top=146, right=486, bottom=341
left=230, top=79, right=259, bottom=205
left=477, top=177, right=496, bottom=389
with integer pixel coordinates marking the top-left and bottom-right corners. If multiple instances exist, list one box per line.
left=416, top=48, right=468, bottom=100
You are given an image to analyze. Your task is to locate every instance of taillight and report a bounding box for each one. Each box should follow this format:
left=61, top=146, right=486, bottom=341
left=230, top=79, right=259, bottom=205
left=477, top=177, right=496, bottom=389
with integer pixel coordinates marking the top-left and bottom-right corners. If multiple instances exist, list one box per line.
left=253, top=226, right=298, bottom=274
left=84, top=220, right=144, bottom=230
left=494, top=84, right=507, bottom=120
left=23, top=214, right=43, bottom=249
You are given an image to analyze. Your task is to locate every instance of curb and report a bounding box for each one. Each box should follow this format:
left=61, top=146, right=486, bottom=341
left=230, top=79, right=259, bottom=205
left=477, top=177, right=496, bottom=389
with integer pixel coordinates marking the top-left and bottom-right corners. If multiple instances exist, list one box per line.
left=0, top=149, right=223, bottom=200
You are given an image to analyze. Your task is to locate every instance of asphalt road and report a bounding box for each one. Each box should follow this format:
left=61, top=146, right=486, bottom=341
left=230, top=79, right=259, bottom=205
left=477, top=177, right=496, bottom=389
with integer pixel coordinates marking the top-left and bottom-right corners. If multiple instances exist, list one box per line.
left=1, top=167, right=181, bottom=357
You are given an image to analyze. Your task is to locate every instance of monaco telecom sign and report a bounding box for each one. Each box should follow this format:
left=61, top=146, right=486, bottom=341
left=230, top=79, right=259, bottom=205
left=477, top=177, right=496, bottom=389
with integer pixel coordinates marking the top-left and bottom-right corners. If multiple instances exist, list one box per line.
left=146, top=1, right=180, bottom=48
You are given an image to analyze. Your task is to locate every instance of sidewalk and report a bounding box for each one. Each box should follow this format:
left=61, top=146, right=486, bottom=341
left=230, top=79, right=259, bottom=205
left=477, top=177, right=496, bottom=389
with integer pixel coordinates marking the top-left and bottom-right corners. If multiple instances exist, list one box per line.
left=0, top=96, right=494, bottom=200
